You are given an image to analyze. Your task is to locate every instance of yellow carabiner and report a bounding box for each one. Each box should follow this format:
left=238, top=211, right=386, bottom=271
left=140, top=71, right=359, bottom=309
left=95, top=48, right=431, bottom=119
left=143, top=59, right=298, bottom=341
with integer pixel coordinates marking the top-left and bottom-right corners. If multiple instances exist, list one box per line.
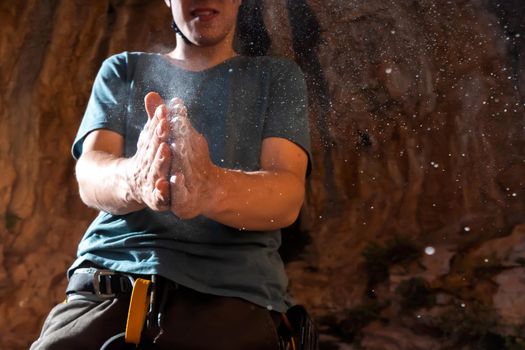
left=125, top=278, right=151, bottom=345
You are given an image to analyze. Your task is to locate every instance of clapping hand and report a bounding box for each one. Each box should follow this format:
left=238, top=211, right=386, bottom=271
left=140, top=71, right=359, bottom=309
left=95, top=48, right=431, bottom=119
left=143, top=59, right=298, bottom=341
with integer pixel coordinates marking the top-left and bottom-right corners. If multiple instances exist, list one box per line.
left=167, top=98, right=218, bottom=219
left=126, top=92, right=172, bottom=211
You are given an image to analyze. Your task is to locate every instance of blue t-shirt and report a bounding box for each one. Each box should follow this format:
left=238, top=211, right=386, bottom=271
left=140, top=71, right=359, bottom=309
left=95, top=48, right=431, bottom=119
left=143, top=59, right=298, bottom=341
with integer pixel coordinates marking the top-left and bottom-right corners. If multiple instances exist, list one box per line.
left=71, top=52, right=311, bottom=312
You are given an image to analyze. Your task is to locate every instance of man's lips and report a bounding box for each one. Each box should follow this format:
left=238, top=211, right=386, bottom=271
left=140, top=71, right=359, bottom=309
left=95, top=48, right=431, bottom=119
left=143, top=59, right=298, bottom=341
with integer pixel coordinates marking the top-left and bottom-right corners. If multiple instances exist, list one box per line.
left=190, top=8, right=219, bottom=21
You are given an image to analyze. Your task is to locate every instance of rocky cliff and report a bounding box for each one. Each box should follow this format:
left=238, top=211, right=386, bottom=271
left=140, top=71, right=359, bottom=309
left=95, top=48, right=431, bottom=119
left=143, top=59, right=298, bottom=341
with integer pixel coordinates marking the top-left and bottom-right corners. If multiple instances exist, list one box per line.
left=0, top=0, right=523, bottom=349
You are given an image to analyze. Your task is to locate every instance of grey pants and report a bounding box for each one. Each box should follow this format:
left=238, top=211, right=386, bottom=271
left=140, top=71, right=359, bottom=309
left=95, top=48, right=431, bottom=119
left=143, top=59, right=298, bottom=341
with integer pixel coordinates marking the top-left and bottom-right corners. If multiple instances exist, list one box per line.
left=31, top=287, right=282, bottom=350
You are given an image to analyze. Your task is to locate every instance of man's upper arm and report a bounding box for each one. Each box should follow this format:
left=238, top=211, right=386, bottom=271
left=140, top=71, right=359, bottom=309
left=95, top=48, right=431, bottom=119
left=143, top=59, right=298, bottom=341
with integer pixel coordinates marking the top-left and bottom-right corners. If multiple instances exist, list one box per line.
left=80, top=129, right=125, bottom=158
left=72, top=53, right=129, bottom=160
left=262, top=59, right=311, bottom=178
left=260, top=137, right=308, bottom=183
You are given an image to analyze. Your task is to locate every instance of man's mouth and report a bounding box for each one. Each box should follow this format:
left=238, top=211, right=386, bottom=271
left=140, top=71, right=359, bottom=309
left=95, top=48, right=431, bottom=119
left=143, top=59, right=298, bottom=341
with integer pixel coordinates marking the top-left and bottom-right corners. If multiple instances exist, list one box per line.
left=190, top=8, right=219, bottom=21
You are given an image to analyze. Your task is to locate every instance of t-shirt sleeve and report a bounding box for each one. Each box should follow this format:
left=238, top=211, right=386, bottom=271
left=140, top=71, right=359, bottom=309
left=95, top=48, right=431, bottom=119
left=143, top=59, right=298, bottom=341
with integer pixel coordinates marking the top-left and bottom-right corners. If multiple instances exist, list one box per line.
left=71, top=53, right=129, bottom=160
left=263, top=59, right=312, bottom=176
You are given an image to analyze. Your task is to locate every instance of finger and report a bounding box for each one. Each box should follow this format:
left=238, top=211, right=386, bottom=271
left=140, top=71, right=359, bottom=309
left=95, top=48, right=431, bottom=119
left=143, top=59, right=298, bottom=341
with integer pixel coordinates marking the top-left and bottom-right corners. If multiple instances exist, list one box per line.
left=168, top=97, right=187, bottom=117
left=167, top=98, right=188, bottom=132
left=154, top=110, right=170, bottom=141
left=155, top=177, right=170, bottom=194
left=170, top=138, right=186, bottom=163
left=168, top=97, right=184, bottom=107
left=169, top=173, right=185, bottom=189
left=170, top=117, right=189, bottom=141
left=153, top=178, right=170, bottom=210
left=144, top=92, right=165, bottom=120
left=144, top=108, right=169, bottom=163
left=155, top=143, right=171, bottom=194
left=169, top=142, right=183, bottom=200
left=169, top=173, right=191, bottom=214
left=147, top=141, right=169, bottom=191
left=139, top=104, right=165, bottom=149
left=152, top=142, right=171, bottom=180
left=171, top=138, right=193, bottom=189
left=148, top=144, right=170, bottom=210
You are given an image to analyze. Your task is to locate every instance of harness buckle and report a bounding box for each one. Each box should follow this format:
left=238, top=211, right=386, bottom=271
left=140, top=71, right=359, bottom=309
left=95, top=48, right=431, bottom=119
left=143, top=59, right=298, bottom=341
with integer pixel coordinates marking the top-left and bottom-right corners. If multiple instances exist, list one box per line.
left=93, top=269, right=117, bottom=298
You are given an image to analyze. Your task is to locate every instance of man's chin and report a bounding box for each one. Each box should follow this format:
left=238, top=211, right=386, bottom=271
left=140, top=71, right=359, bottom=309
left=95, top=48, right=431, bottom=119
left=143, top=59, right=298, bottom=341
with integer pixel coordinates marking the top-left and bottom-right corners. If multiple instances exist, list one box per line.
left=192, top=38, right=224, bottom=48
left=189, top=30, right=231, bottom=47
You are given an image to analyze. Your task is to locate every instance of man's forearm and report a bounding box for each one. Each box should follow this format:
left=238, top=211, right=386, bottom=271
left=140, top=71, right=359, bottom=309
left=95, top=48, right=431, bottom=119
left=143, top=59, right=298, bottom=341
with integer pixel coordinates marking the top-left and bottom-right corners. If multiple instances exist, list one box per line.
left=76, top=151, right=145, bottom=215
left=77, top=150, right=305, bottom=227
left=202, top=167, right=305, bottom=231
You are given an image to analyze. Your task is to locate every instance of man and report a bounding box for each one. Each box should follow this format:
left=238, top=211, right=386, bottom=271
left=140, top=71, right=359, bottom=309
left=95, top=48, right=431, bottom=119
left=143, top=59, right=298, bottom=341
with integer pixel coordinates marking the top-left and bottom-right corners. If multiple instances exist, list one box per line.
left=31, top=0, right=311, bottom=349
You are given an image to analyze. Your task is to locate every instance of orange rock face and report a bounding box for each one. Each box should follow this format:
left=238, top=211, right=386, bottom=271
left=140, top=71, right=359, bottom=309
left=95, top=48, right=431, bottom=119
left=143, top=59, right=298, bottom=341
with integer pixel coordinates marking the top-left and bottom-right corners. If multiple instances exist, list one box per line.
left=0, top=0, right=523, bottom=349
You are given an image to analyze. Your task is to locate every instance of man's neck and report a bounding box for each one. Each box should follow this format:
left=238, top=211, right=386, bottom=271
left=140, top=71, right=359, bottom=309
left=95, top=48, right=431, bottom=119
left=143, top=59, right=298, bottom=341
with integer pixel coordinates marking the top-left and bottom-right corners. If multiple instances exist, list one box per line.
left=166, top=37, right=238, bottom=72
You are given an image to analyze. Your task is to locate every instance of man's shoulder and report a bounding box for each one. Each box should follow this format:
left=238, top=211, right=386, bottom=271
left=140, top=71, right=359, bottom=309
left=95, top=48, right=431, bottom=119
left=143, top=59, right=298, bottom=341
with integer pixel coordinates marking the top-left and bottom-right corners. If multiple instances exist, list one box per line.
left=102, top=51, right=159, bottom=66
left=96, top=52, right=163, bottom=81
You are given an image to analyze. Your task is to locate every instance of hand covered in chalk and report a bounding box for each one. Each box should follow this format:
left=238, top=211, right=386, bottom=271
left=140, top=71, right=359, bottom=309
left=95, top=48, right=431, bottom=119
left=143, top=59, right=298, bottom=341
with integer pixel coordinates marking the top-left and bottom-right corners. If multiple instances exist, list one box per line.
left=126, top=92, right=171, bottom=211
left=167, top=98, right=219, bottom=219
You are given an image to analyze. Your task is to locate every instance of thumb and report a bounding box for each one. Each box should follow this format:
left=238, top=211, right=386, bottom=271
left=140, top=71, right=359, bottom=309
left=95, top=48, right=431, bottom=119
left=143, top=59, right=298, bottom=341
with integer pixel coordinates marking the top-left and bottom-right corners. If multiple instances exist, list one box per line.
left=144, top=92, right=165, bottom=119
left=170, top=173, right=190, bottom=208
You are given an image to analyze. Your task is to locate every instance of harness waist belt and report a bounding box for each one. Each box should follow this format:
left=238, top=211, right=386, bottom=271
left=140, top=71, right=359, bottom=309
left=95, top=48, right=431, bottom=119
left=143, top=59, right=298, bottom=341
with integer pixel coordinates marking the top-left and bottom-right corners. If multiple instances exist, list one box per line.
left=67, top=268, right=135, bottom=298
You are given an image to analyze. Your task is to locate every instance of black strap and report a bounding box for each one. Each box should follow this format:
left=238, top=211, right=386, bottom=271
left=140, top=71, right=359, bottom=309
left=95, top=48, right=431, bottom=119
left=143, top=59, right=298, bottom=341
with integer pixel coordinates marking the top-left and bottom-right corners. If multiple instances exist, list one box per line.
left=285, top=305, right=319, bottom=350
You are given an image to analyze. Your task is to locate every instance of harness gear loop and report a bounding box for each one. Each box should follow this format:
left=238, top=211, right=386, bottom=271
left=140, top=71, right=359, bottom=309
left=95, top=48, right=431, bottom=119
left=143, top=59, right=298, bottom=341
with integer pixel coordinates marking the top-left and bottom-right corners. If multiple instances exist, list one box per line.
left=281, top=313, right=297, bottom=350
left=125, top=278, right=151, bottom=345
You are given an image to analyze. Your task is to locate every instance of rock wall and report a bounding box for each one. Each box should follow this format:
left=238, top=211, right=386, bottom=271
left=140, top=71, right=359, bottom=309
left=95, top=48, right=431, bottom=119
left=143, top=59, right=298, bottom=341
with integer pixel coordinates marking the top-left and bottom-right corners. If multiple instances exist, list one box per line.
left=0, top=0, right=523, bottom=349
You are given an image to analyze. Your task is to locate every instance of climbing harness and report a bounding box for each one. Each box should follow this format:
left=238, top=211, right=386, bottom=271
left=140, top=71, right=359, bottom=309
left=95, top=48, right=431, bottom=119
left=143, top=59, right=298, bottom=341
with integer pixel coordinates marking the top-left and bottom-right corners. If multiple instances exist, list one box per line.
left=67, top=266, right=318, bottom=349
left=66, top=267, right=175, bottom=349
